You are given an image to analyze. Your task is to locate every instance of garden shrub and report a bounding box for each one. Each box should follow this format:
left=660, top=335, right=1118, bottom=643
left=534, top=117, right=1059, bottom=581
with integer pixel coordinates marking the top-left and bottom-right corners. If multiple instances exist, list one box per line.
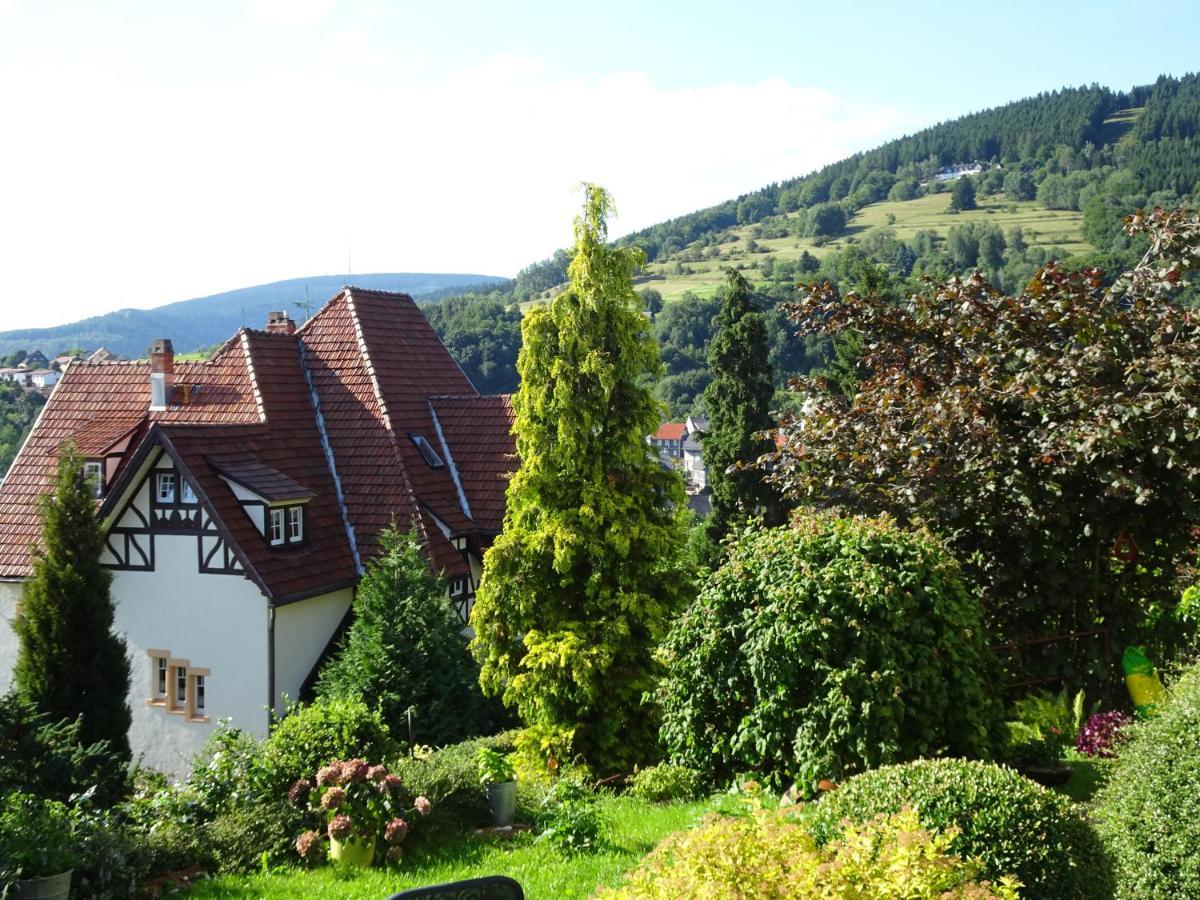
left=1094, top=662, right=1200, bottom=897
left=598, top=806, right=1018, bottom=899
left=535, top=779, right=607, bottom=854
left=261, top=697, right=396, bottom=792
left=627, top=763, right=703, bottom=803
left=658, top=514, right=1003, bottom=790
left=0, top=693, right=129, bottom=806
left=813, top=758, right=1112, bottom=899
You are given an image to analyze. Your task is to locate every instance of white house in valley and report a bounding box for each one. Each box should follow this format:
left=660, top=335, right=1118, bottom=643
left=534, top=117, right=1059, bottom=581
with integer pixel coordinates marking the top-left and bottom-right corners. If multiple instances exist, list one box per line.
left=0, top=289, right=515, bottom=777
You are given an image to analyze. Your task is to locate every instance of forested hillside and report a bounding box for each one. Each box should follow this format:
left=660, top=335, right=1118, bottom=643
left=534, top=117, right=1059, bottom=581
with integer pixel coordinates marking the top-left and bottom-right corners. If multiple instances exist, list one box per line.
left=0, top=382, right=46, bottom=478
left=425, top=73, right=1200, bottom=415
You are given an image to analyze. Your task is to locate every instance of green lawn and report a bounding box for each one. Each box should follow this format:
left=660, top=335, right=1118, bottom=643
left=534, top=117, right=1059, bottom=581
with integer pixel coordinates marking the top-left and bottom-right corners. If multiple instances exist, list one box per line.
left=180, top=796, right=708, bottom=900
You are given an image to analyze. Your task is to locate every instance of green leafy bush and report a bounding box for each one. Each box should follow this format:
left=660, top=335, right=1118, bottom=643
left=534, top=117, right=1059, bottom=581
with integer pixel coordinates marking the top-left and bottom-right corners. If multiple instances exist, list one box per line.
left=813, top=758, right=1112, bottom=899
left=1095, top=662, right=1200, bottom=896
left=0, top=692, right=129, bottom=805
left=536, top=779, right=606, bottom=854
left=598, top=806, right=1019, bottom=899
left=261, top=698, right=396, bottom=792
left=658, top=515, right=1003, bottom=790
left=627, top=764, right=703, bottom=803
left=0, top=791, right=77, bottom=884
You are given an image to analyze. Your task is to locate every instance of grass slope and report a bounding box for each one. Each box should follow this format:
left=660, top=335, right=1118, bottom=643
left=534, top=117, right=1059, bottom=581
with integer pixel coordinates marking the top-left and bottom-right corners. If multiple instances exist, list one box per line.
left=181, top=796, right=707, bottom=900
left=631, top=193, right=1086, bottom=304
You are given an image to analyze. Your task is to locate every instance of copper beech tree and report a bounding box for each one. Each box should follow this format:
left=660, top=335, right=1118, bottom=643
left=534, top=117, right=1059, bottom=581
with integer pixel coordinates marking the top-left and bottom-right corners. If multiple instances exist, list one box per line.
left=764, top=208, right=1200, bottom=684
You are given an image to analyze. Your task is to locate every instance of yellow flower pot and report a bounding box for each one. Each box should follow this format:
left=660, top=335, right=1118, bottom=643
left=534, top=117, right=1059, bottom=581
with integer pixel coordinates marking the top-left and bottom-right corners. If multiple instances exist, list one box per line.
left=330, top=834, right=376, bottom=867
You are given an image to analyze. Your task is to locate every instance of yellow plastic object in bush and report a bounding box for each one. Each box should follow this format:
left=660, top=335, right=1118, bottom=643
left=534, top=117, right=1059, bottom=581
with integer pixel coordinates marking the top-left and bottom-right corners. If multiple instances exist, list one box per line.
left=1123, top=646, right=1166, bottom=719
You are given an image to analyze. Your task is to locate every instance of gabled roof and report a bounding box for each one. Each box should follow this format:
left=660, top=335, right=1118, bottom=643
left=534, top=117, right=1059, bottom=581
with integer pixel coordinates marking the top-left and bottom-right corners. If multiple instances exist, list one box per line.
left=0, top=287, right=517, bottom=594
left=652, top=422, right=687, bottom=441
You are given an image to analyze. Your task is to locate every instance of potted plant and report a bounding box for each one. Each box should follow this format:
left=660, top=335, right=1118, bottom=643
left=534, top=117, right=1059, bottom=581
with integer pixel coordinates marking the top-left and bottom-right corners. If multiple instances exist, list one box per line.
left=477, top=747, right=517, bottom=827
left=0, top=792, right=76, bottom=900
left=289, top=758, right=431, bottom=868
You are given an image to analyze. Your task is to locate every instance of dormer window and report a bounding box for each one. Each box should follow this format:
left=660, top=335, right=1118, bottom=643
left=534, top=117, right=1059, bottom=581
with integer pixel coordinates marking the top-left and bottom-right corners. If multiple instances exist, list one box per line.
left=269, top=509, right=285, bottom=546
left=269, top=505, right=304, bottom=548
left=409, top=434, right=445, bottom=469
left=288, top=506, right=303, bottom=542
left=83, top=460, right=104, bottom=498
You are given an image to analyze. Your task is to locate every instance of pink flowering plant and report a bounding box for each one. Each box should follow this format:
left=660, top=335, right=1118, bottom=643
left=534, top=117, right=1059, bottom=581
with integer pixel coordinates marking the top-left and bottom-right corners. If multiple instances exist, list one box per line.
left=289, top=758, right=431, bottom=865
left=1075, top=710, right=1134, bottom=758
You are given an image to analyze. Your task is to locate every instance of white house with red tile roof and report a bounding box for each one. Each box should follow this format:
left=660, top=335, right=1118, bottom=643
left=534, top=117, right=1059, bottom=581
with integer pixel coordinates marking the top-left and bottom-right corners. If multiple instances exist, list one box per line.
left=0, top=289, right=515, bottom=776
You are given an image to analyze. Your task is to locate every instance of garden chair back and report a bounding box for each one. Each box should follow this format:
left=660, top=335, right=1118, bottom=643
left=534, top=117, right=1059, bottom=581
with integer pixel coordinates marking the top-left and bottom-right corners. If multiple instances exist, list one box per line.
left=386, top=874, right=524, bottom=900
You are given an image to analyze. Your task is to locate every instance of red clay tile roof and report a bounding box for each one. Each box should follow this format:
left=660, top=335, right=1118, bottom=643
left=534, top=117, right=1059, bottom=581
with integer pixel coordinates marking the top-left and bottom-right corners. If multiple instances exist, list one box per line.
left=429, top=395, right=515, bottom=533
left=652, top=422, right=687, bottom=441
left=210, top=457, right=318, bottom=502
left=0, top=287, right=514, bottom=591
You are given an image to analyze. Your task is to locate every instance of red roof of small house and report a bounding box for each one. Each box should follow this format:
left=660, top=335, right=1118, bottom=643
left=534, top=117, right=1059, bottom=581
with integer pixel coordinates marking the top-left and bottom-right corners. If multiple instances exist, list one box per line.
left=652, top=422, right=687, bottom=441
left=0, top=288, right=517, bottom=597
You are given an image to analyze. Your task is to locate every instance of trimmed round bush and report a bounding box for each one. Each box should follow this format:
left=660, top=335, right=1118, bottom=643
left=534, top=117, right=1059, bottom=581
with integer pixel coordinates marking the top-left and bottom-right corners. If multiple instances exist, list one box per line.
left=261, top=697, right=395, bottom=791
left=1094, top=662, right=1200, bottom=897
left=658, top=514, right=1003, bottom=790
left=627, top=764, right=703, bottom=803
left=813, top=758, right=1112, bottom=899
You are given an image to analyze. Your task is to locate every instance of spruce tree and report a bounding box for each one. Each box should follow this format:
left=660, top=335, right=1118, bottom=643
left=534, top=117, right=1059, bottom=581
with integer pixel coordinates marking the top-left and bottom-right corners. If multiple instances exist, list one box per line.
left=316, top=525, right=498, bottom=746
left=13, top=443, right=131, bottom=763
left=701, top=269, right=782, bottom=545
left=470, top=185, right=690, bottom=773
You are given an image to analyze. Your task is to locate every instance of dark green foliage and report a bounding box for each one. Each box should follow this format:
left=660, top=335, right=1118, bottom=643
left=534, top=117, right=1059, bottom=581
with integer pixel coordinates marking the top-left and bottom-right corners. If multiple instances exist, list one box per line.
left=0, top=693, right=128, bottom=806
left=1095, top=662, right=1200, bottom=897
left=701, top=270, right=782, bottom=542
left=260, top=697, right=396, bottom=792
left=535, top=779, right=606, bottom=854
left=423, top=293, right=523, bottom=393
left=471, top=186, right=692, bottom=773
left=0, top=792, right=78, bottom=883
left=949, top=176, right=977, bottom=211
left=316, top=526, right=500, bottom=747
left=767, top=210, right=1200, bottom=689
left=813, top=759, right=1114, bottom=900
left=13, top=444, right=131, bottom=763
left=658, top=514, right=1003, bottom=791
left=0, top=380, right=46, bottom=477
left=514, top=249, right=572, bottom=299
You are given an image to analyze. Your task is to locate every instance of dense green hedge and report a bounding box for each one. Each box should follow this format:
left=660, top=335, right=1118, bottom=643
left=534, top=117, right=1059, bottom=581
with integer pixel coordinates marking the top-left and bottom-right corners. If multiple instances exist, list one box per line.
left=1095, top=662, right=1200, bottom=897
left=658, top=514, right=1003, bottom=790
left=813, top=759, right=1112, bottom=899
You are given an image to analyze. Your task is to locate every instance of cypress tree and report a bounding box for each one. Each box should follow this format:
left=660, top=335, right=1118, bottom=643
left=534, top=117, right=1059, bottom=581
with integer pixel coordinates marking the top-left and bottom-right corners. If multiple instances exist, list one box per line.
left=470, top=185, right=690, bottom=774
left=13, top=443, right=131, bottom=763
left=316, top=525, right=498, bottom=746
left=701, top=269, right=782, bottom=545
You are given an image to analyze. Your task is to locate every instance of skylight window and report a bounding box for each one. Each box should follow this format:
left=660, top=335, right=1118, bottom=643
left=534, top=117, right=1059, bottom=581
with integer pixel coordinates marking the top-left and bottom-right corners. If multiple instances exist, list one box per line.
left=409, top=434, right=445, bottom=469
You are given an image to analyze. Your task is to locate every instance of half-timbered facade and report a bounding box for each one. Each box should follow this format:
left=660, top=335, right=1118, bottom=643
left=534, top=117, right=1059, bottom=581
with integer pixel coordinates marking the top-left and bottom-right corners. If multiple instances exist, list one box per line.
left=0, top=288, right=515, bottom=776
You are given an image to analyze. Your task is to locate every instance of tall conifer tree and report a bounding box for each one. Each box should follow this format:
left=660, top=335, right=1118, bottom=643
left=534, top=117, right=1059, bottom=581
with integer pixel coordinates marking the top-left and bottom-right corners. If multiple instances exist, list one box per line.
left=701, top=269, right=782, bottom=544
left=470, top=185, right=690, bottom=773
left=13, top=443, right=131, bottom=762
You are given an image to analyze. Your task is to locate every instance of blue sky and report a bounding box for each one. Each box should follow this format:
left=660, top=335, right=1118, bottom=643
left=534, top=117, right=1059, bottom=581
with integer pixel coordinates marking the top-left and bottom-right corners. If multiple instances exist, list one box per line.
left=0, top=0, right=1194, bottom=330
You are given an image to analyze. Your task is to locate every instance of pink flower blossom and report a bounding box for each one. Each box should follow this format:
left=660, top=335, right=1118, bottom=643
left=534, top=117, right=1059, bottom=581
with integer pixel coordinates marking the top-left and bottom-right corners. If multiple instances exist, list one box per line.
left=288, top=778, right=313, bottom=808
left=384, top=773, right=404, bottom=794
left=385, top=817, right=409, bottom=845
left=386, top=845, right=404, bottom=863
left=414, top=795, right=432, bottom=816
left=341, top=758, right=369, bottom=783
left=321, top=786, right=347, bottom=811
left=328, top=814, right=354, bottom=840
left=316, top=764, right=342, bottom=787
left=295, top=829, right=323, bottom=859
left=368, top=764, right=388, bottom=783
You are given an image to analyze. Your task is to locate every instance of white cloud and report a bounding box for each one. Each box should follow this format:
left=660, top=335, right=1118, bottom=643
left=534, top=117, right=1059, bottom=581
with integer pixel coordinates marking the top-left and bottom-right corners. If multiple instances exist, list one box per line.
left=0, top=44, right=911, bottom=330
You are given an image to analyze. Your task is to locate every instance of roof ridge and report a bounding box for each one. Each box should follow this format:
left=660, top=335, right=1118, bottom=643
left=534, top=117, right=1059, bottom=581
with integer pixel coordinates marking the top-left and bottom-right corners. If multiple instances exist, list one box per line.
left=237, top=331, right=268, bottom=423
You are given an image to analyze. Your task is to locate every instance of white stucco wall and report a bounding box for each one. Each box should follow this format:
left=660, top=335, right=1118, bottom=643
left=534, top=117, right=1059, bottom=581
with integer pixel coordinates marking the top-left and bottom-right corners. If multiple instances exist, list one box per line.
left=0, top=580, right=24, bottom=692
left=273, top=587, right=352, bottom=716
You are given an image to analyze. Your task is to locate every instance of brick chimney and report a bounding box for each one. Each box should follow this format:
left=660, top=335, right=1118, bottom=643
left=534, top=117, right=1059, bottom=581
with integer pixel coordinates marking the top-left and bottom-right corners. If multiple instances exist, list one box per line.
left=149, top=338, right=174, bottom=411
left=266, top=311, right=296, bottom=335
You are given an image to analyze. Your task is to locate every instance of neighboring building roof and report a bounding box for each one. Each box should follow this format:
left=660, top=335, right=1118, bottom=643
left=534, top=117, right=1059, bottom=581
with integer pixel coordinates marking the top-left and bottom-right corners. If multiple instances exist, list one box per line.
left=682, top=436, right=703, bottom=454
left=0, top=287, right=517, bottom=596
left=652, top=422, right=687, bottom=441
left=86, top=347, right=121, bottom=363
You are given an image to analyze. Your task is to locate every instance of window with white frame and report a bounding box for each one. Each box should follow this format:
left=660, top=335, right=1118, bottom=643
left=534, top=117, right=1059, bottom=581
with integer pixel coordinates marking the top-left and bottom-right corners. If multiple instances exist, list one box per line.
left=156, top=472, right=176, bottom=504
left=83, top=460, right=104, bottom=498
left=147, top=650, right=170, bottom=704
left=288, top=506, right=303, bottom=542
left=269, top=508, right=285, bottom=546
left=147, top=652, right=210, bottom=721
left=175, top=664, right=187, bottom=706
left=180, top=478, right=198, bottom=504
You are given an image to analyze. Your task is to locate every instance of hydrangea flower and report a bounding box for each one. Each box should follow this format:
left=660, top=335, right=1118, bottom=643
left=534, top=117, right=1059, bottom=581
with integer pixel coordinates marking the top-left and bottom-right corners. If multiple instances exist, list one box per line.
left=368, top=764, right=388, bottom=783
left=316, top=763, right=342, bottom=787
left=415, top=795, right=432, bottom=816
left=386, top=845, right=404, bottom=863
left=1076, top=710, right=1133, bottom=758
left=385, top=817, right=409, bottom=845
left=295, top=829, right=323, bottom=859
left=321, top=786, right=347, bottom=811
left=328, top=814, right=354, bottom=840
left=384, top=773, right=404, bottom=794
left=341, top=758, right=369, bottom=783
left=288, top=778, right=313, bottom=808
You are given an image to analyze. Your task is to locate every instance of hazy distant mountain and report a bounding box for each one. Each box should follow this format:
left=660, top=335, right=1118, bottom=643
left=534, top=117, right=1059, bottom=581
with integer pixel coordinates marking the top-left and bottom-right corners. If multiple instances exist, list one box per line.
left=0, top=272, right=508, bottom=359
